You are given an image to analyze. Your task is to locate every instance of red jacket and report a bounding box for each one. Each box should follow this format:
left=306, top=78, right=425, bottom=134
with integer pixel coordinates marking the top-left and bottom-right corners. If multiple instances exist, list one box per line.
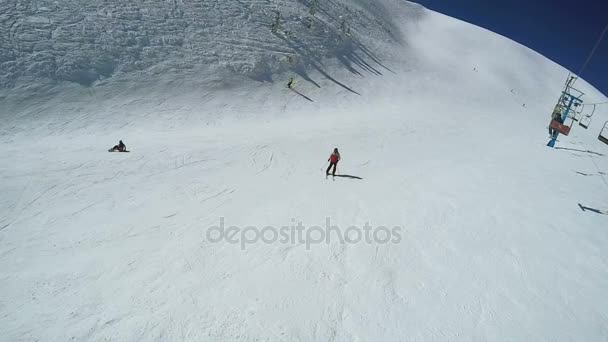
left=329, top=152, right=340, bottom=163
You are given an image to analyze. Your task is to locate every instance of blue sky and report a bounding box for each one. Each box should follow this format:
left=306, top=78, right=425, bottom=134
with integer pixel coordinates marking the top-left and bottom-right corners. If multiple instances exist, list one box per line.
left=414, top=0, right=608, bottom=96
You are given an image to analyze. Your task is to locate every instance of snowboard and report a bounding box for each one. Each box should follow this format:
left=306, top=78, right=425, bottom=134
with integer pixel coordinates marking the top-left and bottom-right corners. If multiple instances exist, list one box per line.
left=108, top=149, right=130, bottom=153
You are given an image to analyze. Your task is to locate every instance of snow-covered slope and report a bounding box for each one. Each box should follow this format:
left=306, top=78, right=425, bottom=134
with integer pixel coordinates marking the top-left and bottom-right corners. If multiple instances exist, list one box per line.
left=0, top=0, right=407, bottom=87
left=1, top=0, right=608, bottom=341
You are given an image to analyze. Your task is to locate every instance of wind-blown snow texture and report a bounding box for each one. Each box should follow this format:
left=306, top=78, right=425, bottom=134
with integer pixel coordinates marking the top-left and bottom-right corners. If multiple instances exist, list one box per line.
left=0, top=0, right=407, bottom=87
left=1, top=0, right=608, bottom=341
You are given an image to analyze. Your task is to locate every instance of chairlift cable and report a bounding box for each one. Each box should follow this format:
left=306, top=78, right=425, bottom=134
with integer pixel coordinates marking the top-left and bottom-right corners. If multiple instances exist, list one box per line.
left=584, top=101, right=608, bottom=106
left=574, top=21, right=608, bottom=81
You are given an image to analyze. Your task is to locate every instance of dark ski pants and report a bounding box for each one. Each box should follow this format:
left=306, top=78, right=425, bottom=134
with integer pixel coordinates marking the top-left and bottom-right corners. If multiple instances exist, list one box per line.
left=326, top=162, right=337, bottom=176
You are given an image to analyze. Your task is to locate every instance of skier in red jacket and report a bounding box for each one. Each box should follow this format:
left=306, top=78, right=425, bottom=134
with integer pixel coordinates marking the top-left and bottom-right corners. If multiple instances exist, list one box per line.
left=326, top=148, right=341, bottom=178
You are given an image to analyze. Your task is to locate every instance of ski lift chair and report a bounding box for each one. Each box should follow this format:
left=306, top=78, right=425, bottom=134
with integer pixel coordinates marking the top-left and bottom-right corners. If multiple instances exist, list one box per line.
left=580, top=116, right=592, bottom=129
left=599, top=121, right=608, bottom=145
left=549, top=106, right=570, bottom=135
left=547, top=76, right=584, bottom=148
left=572, top=102, right=584, bottom=121
left=550, top=119, right=571, bottom=136
left=579, top=104, right=596, bottom=129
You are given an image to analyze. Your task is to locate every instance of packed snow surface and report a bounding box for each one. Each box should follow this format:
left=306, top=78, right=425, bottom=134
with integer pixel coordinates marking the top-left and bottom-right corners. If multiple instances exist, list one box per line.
left=1, top=0, right=608, bottom=341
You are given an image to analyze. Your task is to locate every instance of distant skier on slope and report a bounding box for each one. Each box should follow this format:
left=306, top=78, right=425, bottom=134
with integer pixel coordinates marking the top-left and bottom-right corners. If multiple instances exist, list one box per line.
left=326, top=148, right=341, bottom=178
left=109, top=140, right=127, bottom=152
left=287, top=77, right=295, bottom=89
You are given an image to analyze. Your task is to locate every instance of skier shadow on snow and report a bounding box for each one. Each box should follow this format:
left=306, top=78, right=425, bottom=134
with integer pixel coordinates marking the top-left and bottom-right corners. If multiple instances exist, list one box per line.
left=334, top=174, right=363, bottom=180
left=578, top=203, right=607, bottom=215
left=290, top=88, right=314, bottom=102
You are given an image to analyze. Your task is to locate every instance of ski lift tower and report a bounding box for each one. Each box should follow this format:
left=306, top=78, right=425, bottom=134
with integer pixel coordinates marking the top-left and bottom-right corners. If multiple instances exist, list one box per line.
left=547, top=74, right=584, bottom=148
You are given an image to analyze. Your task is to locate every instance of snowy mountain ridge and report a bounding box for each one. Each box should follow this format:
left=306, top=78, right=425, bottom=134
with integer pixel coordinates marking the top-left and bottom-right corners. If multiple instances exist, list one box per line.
left=0, top=0, right=413, bottom=88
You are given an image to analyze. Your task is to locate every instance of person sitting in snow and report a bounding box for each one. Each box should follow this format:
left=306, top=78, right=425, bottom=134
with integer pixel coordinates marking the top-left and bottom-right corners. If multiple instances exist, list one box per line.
left=109, top=140, right=126, bottom=152
left=326, top=148, right=341, bottom=178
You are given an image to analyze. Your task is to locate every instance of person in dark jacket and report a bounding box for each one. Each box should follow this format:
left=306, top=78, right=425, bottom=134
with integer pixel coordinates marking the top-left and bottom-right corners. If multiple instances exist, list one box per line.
left=549, top=109, right=563, bottom=136
left=109, top=140, right=126, bottom=152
